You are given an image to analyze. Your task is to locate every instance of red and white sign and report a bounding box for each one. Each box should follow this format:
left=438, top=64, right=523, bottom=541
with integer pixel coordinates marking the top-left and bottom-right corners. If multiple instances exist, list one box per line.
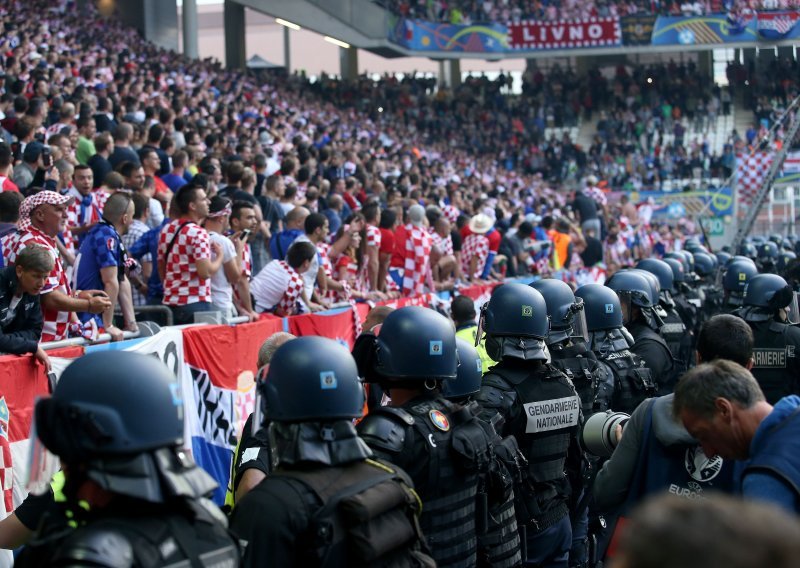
left=784, top=151, right=800, bottom=174
left=508, top=18, right=622, bottom=50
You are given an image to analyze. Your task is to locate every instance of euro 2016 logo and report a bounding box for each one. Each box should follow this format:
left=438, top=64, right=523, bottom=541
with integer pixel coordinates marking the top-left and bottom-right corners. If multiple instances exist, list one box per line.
left=522, top=305, right=533, bottom=317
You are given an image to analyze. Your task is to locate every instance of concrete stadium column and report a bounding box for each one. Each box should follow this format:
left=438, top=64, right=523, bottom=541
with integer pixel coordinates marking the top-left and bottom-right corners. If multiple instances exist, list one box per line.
left=438, top=59, right=461, bottom=88
left=696, top=50, right=713, bottom=82
left=224, top=0, right=246, bottom=70
left=340, top=47, right=358, bottom=81
left=741, top=47, right=757, bottom=70
left=777, top=46, right=795, bottom=61
left=114, top=0, right=178, bottom=52
left=182, top=0, right=199, bottom=59
left=284, top=26, right=291, bottom=74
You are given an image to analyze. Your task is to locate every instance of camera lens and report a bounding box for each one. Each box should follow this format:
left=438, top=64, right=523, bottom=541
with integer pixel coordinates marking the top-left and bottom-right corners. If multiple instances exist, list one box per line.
left=582, top=410, right=630, bottom=458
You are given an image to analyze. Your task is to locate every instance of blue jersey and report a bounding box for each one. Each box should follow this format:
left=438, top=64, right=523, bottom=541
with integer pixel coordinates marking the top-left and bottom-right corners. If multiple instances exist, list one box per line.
left=74, top=222, right=123, bottom=325
left=129, top=218, right=168, bottom=303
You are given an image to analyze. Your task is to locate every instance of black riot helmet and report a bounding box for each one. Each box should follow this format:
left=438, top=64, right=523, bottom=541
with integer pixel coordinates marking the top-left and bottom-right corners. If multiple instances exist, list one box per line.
left=575, top=284, right=634, bottom=353
left=683, top=237, right=702, bottom=251
left=663, top=257, right=687, bottom=284
left=678, top=250, right=697, bottom=276
left=738, top=242, right=758, bottom=260
left=442, top=338, right=484, bottom=401
left=530, top=278, right=588, bottom=345
left=727, top=255, right=757, bottom=268
left=575, top=284, right=623, bottom=331
left=758, top=241, right=780, bottom=261
left=606, top=269, right=657, bottom=308
left=606, top=269, right=661, bottom=328
left=693, top=252, right=717, bottom=277
left=374, top=306, right=458, bottom=382
left=741, top=273, right=799, bottom=323
left=666, top=250, right=693, bottom=275
left=715, top=251, right=732, bottom=266
left=757, top=241, right=780, bottom=273
left=32, top=352, right=216, bottom=503
left=723, top=259, right=759, bottom=296
left=629, top=269, right=662, bottom=304
left=258, top=336, right=365, bottom=423
left=256, top=336, right=372, bottom=468
left=777, top=250, right=798, bottom=274
left=636, top=258, right=675, bottom=294
left=479, top=283, right=550, bottom=362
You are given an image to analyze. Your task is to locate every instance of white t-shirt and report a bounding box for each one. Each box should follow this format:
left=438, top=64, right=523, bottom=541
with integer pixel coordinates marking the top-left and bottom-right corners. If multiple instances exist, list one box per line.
left=250, top=260, right=297, bottom=312
left=294, top=234, right=319, bottom=302
left=147, top=198, right=165, bottom=229
left=209, top=231, right=236, bottom=312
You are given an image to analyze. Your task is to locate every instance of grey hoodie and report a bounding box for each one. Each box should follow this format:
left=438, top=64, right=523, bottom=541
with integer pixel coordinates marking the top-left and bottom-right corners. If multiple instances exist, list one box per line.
left=592, top=394, right=695, bottom=511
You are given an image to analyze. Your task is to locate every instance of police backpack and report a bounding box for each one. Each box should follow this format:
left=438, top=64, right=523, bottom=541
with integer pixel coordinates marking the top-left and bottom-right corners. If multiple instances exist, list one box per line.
left=274, top=459, right=435, bottom=568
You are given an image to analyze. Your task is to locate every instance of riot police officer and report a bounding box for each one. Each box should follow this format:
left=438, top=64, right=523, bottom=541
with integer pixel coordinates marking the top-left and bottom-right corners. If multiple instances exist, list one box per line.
left=444, top=339, right=524, bottom=568
left=18, top=351, right=240, bottom=567
left=530, top=279, right=609, bottom=568
left=606, top=269, right=677, bottom=394
left=230, top=336, right=432, bottom=567
left=722, top=258, right=759, bottom=312
left=694, top=251, right=723, bottom=318
left=474, top=283, right=584, bottom=568
left=757, top=241, right=780, bottom=273
left=531, top=278, right=607, bottom=418
left=357, top=306, right=492, bottom=568
left=636, top=258, right=690, bottom=371
left=735, top=273, right=800, bottom=404
left=574, top=283, right=656, bottom=414
left=663, top=256, right=701, bottom=363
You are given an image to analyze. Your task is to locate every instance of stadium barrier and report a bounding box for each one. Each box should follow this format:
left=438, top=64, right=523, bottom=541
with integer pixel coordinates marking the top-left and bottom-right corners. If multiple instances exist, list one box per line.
left=0, top=281, right=507, bottom=512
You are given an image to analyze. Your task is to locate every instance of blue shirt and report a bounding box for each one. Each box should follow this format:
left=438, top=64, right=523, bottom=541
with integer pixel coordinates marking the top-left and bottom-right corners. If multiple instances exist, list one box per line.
left=129, top=218, right=169, bottom=302
left=161, top=172, right=188, bottom=193
left=269, top=229, right=303, bottom=261
left=742, top=396, right=800, bottom=515
left=75, top=222, right=123, bottom=325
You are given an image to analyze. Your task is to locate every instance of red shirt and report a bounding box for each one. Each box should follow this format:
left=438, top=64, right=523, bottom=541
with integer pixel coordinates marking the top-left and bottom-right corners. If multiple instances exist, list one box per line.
left=154, top=175, right=170, bottom=195
left=379, top=227, right=395, bottom=256
left=0, top=176, right=19, bottom=192
left=390, top=224, right=409, bottom=268
left=343, top=192, right=359, bottom=212
left=460, top=226, right=501, bottom=252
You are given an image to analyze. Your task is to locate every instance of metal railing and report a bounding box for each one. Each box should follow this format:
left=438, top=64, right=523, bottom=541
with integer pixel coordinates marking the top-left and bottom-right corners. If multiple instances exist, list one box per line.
left=41, top=329, right=142, bottom=351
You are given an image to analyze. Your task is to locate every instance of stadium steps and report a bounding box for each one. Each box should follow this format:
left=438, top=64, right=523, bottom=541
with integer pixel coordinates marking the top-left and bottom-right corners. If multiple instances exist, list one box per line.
left=734, top=101, right=756, bottom=139
left=575, top=115, right=601, bottom=150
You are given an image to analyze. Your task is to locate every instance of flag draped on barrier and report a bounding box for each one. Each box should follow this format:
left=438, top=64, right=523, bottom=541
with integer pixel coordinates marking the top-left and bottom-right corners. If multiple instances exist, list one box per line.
left=0, top=283, right=504, bottom=512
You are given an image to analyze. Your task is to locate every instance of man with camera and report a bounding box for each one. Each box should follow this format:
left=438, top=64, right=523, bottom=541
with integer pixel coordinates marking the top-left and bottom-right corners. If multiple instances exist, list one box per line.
left=591, top=315, right=748, bottom=557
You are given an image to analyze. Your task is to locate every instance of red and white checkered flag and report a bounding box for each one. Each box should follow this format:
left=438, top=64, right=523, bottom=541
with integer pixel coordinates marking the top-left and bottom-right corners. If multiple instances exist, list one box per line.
left=736, top=152, right=774, bottom=207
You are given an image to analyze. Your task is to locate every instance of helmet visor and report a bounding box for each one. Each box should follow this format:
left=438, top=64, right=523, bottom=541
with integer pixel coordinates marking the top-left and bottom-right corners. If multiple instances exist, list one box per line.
left=570, top=300, right=589, bottom=343
left=251, top=365, right=269, bottom=437
left=475, top=303, right=488, bottom=348
left=615, top=291, right=634, bottom=325
left=786, top=292, right=800, bottom=324
left=26, top=399, right=60, bottom=496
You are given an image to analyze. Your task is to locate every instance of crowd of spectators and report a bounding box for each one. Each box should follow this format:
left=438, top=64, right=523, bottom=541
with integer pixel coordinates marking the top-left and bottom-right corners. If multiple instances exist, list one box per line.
left=380, top=0, right=800, bottom=24
left=0, top=0, right=794, bottom=352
